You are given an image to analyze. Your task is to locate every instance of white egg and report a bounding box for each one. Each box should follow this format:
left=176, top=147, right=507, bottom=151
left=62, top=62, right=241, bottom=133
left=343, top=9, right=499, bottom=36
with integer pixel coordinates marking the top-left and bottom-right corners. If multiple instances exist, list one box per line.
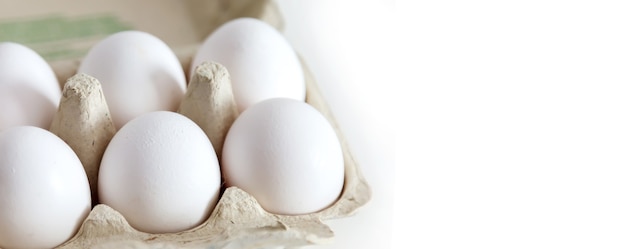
left=0, top=42, right=61, bottom=131
left=191, top=18, right=305, bottom=113
left=222, top=98, right=344, bottom=215
left=98, top=111, right=222, bottom=233
left=78, top=31, right=186, bottom=129
left=0, top=126, right=91, bottom=249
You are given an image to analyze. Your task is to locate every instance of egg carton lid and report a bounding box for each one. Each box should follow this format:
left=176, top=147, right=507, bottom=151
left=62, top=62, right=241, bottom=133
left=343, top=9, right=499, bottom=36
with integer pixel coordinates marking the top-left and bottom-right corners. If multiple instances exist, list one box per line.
left=0, top=0, right=282, bottom=85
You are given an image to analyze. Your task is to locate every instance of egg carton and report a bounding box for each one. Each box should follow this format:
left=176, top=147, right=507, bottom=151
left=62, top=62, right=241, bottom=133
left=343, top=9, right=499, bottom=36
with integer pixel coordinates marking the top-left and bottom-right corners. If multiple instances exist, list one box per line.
left=35, top=2, right=371, bottom=248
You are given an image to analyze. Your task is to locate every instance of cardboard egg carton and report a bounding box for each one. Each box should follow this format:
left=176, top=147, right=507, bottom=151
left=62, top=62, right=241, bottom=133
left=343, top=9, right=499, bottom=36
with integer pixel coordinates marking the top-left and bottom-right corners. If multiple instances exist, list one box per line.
left=0, top=0, right=371, bottom=248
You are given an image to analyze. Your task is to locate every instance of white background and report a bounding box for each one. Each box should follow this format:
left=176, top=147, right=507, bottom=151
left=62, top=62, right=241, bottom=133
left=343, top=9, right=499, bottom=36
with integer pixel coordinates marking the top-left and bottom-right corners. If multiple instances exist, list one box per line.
left=281, top=0, right=626, bottom=249
left=410, top=0, right=626, bottom=249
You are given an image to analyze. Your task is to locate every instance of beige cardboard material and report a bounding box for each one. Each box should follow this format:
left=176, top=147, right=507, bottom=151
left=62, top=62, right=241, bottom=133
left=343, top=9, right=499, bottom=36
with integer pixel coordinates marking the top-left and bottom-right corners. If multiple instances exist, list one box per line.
left=178, top=61, right=239, bottom=161
left=49, top=73, right=116, bottom=206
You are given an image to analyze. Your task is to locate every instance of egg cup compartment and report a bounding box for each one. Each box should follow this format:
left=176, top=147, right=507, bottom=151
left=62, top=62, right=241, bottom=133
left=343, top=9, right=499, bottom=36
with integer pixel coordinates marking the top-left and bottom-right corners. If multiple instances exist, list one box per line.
left=50, top=55, right=370, bottom=249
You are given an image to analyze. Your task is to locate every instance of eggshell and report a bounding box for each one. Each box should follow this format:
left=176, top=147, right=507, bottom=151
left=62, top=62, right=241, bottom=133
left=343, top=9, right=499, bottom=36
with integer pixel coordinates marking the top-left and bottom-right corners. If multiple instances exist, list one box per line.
left=77, top=31, right=186, bottom=129
left=0, top=42, right=61, bottom=130
left=191, top=18, right=305, bottom=113
left=222, top=98, right=344, bottom=215
left=98, top=111, right=222, bottom=233
left=0, top=126, right=91, bottom=249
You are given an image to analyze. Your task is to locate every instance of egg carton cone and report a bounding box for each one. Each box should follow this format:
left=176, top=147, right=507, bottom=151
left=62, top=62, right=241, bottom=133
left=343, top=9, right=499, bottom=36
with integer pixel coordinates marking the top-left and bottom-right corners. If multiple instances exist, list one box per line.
left=49, top=74, right=117, bottom=206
